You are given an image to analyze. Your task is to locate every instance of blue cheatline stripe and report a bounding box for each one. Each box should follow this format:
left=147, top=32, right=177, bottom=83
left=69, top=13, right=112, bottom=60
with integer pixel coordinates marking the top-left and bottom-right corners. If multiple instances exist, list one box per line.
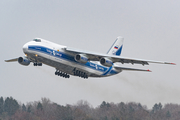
left=109, top=69, right=117, bottom=74
left=28, top=45, right=118, bottom=76
left=115, top=45, right=123, bottom=56
left=102, top=66, right=113, bottom=75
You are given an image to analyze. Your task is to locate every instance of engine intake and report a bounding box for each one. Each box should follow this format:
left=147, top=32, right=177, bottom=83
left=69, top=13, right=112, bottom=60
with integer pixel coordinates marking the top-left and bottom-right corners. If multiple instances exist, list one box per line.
left=75, top=54, right=88, bottom=64
left=100, top=57, right=113, bottom=67
left=18, top=57, right=30, bottom=66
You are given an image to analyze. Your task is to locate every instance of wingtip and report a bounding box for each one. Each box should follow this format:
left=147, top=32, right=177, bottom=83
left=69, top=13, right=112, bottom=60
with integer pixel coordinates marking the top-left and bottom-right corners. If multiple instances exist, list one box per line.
left=171, top=63, right=176, bottom=65
left=165, top=62, right=176, bottom=65
left=147, top=69, right=152, bottom=72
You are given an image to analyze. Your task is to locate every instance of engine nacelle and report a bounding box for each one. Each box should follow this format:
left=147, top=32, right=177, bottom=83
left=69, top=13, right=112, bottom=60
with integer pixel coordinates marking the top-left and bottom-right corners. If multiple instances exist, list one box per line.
left=75, top=54, right=88, bottom=64
left=18, top=57, right=30, bottom=66
left=100, top=57, right=113, bottom=67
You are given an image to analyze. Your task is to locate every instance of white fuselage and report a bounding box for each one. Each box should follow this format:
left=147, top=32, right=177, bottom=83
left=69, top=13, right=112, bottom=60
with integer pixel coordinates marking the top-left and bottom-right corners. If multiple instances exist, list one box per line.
left=22, top=39, right=121, bottom=77
left=6, top=36, right=174, bottom=78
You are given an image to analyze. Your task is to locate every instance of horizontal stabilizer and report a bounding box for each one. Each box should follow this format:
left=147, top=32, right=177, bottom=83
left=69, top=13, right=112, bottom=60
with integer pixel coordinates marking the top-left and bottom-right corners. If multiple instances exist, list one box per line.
left=5, top=58, right=18, bottom=62
left=114, top=66, right=151, bottom=72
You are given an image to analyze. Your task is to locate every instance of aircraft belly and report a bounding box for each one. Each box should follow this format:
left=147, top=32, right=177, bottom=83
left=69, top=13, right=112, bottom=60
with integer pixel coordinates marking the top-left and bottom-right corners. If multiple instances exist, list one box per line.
left=26, top=46, right=120, bottom=78
left=27, top=53, right=73, bottom=74
left=26, top=50, right=104, bottom=77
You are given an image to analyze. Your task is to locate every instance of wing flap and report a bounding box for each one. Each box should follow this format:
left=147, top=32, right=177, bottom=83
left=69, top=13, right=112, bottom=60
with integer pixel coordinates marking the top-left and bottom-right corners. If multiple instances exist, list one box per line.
left=115, top=66, right=151, bottom=72
left=5, top=58, right=18, bottom=62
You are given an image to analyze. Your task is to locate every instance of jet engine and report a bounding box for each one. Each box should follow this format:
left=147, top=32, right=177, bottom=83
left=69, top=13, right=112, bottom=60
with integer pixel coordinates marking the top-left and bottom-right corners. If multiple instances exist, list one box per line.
left=18, top=57, right=30, bottom=66
left=75, top=54, right=88, bottom=64
left=100, top=57, right=113, bottom=67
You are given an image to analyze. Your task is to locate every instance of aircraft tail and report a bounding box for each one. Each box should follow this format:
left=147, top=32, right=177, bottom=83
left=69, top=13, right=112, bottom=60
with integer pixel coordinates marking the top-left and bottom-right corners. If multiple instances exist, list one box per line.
left=107, top=36, right=124, bottom=56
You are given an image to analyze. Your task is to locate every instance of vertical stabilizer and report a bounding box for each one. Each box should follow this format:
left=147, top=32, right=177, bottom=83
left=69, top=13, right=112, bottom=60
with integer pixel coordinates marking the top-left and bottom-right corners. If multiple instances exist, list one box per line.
left=107, top=36, right=124, bottom=56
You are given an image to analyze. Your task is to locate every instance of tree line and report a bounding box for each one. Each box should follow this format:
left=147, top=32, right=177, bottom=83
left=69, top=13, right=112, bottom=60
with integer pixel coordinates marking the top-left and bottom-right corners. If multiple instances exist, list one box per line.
left=0, top=96, right=180, bottom=120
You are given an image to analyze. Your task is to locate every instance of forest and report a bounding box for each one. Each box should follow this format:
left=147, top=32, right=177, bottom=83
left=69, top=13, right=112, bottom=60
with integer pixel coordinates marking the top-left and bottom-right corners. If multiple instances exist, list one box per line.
left=0, top=96, right=179, bottom=120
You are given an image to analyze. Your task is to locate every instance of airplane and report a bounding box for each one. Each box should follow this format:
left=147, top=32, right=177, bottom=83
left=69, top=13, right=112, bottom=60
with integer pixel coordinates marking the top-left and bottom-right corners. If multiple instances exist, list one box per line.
left=5, top=36, right=175, bottom=79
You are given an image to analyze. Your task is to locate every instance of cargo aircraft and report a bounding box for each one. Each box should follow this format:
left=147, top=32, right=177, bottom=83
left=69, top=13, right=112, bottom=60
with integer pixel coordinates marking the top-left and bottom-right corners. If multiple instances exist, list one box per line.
left=5, top=36, right=175, bottom=79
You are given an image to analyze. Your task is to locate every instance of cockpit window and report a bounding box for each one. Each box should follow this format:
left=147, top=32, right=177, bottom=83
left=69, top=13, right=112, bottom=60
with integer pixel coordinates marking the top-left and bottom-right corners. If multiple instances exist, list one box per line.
left=33, top=39, right=41, bottom=42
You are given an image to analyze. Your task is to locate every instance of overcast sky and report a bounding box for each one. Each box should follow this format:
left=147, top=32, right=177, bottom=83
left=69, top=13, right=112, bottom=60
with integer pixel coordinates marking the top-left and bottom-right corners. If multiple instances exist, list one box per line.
left=1, top=0, right=179, bottom=108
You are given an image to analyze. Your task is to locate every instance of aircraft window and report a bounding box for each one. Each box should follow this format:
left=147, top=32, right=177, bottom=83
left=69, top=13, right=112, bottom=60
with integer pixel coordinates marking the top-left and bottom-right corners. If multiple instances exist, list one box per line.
left=33, top=39, right=41, bottom=42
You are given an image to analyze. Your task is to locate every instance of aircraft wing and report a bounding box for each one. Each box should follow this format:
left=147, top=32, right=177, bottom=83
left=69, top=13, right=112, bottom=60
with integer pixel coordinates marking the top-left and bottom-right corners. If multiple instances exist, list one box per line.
left=65, top=47, right=175, bottom=65
left=5, top=58, right=18, bottom=62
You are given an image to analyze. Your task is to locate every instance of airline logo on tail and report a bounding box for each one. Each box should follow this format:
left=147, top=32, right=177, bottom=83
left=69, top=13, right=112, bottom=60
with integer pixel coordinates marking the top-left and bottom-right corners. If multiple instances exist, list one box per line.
left=113, top=45, right=123, bottom=56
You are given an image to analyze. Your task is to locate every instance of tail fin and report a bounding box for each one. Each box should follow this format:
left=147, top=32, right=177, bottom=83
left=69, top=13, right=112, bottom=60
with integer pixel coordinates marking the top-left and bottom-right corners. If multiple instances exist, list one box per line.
left=107, top=36, right=124, bottom=56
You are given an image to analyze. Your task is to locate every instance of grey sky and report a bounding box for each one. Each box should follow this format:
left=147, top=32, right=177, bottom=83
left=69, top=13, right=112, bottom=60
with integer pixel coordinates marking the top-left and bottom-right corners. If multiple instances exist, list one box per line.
left=1, top=0, right=179, bottom=108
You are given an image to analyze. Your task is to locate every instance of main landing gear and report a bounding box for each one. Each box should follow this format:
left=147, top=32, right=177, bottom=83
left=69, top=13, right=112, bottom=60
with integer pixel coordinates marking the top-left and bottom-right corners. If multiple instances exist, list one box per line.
left=33, top=63, right=42, bottom=66
left=55, top=70, right=70, bottom=78
left=73, top=68, right=88, bottom=79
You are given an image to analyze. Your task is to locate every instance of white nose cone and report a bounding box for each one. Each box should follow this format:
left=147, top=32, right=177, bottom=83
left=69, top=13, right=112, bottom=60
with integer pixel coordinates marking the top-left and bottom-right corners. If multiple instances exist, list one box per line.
left=23, top=43, right=28, bottom=53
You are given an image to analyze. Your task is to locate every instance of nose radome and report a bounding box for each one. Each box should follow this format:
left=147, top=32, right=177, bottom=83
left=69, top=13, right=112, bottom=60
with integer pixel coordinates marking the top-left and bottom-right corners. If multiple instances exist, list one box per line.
left=23, top=43, right=28, bottom=53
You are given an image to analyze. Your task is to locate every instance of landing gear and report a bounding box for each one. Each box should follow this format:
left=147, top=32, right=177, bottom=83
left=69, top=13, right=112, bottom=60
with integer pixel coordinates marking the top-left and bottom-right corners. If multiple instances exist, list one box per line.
left=33, top=63, right=42, bottom=66
left=55, top=70, right=70, bottom=78
left=73, top=68, right=88, bottom=79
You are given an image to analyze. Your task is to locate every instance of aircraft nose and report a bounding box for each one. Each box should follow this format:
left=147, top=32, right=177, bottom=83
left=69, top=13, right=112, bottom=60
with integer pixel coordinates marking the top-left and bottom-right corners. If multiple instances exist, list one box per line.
left=23, top=43, right=28, bottom=53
